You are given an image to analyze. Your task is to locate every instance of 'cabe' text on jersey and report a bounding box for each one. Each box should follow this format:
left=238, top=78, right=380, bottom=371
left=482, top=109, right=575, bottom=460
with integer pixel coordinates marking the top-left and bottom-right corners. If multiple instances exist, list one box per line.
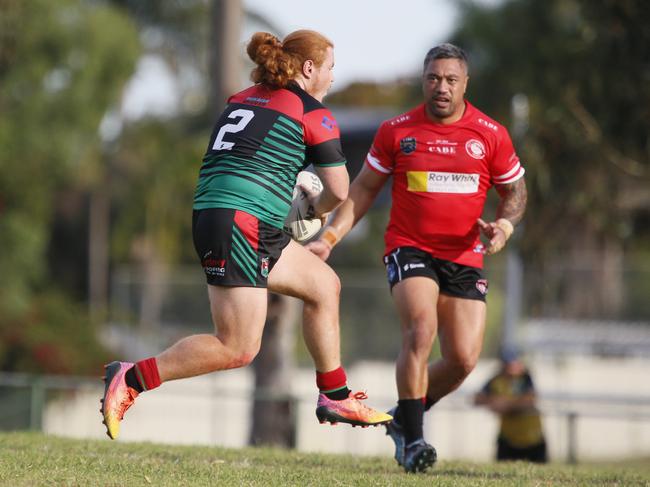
left=194, top=84, right=346, bottom=228
left=366, top=102, right=525, bottom=268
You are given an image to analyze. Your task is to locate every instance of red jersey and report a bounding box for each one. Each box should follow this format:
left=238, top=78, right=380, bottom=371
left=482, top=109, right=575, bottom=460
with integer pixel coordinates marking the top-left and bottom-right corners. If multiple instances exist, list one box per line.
left=365, top=101, right=524, bottom=268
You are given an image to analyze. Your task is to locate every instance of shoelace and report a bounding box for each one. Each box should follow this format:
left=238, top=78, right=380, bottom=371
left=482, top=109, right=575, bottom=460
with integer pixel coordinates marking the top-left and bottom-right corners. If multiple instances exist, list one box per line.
left=351, top=391, right=377, bottom=413
left=352, top=391, right=368, bottom=401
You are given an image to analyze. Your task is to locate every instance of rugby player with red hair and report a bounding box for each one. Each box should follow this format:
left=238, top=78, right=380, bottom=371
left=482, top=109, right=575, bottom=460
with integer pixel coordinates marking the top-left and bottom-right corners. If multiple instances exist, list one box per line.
left=100, top=30, right=391, bottom=440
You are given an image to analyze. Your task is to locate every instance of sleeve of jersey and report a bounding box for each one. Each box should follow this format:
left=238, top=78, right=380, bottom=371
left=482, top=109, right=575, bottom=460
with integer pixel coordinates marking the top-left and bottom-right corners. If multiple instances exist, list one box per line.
left=365, top=122, right=394, bottom=175
left=303, top=108, right=346, bottom=167
left=490, top=129, right=525, bottom=185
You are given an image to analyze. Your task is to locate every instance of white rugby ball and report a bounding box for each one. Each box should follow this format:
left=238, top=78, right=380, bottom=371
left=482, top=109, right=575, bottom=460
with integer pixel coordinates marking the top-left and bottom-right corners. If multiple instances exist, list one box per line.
left=284, top=171, right=323, bottom=242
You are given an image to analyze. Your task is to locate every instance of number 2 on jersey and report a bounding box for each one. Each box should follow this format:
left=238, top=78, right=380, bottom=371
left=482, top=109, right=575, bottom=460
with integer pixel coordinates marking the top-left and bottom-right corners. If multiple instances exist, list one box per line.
left=212, top=109, right=255, bottom=150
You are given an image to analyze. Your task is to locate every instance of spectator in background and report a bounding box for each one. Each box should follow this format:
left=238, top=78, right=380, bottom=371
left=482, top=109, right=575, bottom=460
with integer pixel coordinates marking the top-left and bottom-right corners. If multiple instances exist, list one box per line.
left=474, top=350, right=547, bottom=463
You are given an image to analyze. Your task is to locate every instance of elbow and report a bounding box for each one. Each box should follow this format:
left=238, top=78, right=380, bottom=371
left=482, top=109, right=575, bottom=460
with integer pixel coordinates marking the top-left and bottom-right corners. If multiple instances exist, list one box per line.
left=323, top=184, right=348, bottom=208
left=319, top=169, right=350, bottom=208
left=331, top=171, right=350, bottom=205
left=331, top=187, right=348, bottom=206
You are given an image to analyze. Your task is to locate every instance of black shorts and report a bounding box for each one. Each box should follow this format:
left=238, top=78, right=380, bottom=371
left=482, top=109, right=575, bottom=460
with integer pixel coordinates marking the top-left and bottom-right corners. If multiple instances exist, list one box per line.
left=383, top=246, right=488, bottom=301
left=497, top=436, right=548, bottom=463
left=192, top=208, right=291, bottom=287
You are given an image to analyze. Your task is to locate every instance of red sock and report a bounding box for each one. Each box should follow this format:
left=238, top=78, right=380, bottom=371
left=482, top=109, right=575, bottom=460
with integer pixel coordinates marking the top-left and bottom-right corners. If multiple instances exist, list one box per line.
left=134, top=357, right=161, bottom=391
left=316, top=366, right=347, bottom=393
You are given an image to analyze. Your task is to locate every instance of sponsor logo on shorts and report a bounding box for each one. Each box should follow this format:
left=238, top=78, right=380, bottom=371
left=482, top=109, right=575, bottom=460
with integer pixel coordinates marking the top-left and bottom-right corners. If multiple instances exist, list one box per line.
left=386, top=262, right=397, bottom=282
left=403, top=263, right=426, bottom=271
left=400, top=137, right=417, bottom=154
left=260, top=257, right=270, bottom=278
left=202, top=251, right=226, bottom=277
left=475, top=278, right=488, bottom=295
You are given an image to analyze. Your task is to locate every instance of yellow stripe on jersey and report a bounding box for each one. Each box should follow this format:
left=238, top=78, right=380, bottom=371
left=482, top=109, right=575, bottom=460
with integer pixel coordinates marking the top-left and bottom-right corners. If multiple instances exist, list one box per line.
left=406, top=171, right=429, bottom=192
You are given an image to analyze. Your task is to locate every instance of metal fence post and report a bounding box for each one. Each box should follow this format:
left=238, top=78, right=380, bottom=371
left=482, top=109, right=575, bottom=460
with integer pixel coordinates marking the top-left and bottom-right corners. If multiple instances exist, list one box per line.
left=567, top=411, right=578, bottom=464
left=29, top=377, right=45, bottom=431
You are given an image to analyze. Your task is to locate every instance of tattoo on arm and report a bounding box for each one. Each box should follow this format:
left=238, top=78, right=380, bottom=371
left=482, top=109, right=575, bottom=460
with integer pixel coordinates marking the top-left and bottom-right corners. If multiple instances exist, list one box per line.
left=496, top=177, right=527, bottom=226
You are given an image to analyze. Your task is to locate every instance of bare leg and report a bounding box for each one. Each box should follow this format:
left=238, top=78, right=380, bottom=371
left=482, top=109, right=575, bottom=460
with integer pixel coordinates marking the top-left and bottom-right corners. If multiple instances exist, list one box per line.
left=392, top=277, right=439, bottom=399
left=268, top=240, right=391, bottom=427
left=426, top=295, right=486, bottom=403
left=268, top=240, right=341, bottom=372
left=156, top=285, right=268, bottom=382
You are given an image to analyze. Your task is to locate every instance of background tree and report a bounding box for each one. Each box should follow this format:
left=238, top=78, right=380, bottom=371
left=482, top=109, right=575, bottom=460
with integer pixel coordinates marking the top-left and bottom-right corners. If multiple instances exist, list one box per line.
left=0, top=0, right=140, bottom=373
left=451, top=0, right=650, bottom=319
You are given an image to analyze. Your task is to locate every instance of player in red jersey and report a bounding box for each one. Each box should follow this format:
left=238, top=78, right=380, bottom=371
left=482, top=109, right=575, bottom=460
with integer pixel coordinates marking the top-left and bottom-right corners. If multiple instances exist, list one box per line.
left=100, top=30, right=391, bottom=441
left=308, top=43, right=527, bottom=472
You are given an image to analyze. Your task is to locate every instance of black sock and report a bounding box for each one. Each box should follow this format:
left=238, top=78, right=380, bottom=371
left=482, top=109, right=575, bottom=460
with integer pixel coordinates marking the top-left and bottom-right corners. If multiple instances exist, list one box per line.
left=398, top=398, right=424, bottom=445
left=424, top=395, right=438, bottom=411
left=324, top=387, right=351, bottom=400
left=125, top=366, right=144, bottom=393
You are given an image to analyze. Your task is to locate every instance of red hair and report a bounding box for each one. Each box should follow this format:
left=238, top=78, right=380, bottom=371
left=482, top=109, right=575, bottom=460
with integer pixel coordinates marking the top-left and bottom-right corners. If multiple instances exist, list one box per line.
left=247, top=30, right=333, bottom=89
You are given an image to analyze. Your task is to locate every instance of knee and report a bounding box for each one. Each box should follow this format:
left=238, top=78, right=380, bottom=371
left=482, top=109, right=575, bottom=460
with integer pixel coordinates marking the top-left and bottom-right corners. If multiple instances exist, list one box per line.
left=305, top=268, right=340, bottom=306
left=447, top=353, right=478, bottom=380
left=332, top=272, right=341, bottom=297
left=229, top=351, right=257, bottom=368
left=403, top=321, right=436, bottom=355
left=321, top=268, right=341, bottom=298
left=222, top=341, right=261, bottom=369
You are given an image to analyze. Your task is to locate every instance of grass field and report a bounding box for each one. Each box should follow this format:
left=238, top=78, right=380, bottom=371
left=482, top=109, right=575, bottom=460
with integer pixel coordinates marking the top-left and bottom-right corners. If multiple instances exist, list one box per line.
left=1, top=432, right=648, bottom=486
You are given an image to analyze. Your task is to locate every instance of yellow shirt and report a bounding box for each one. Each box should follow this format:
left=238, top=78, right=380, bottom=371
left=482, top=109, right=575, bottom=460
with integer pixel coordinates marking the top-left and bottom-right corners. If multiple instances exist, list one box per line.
left=484, top=372, right=544, bottom=448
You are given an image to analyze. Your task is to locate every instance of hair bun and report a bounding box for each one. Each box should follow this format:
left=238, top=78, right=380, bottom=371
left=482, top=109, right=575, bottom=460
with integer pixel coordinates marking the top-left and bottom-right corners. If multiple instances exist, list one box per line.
left=246, top=30, right=332, bottom=89
left=247, top=32, right=283, bottom=64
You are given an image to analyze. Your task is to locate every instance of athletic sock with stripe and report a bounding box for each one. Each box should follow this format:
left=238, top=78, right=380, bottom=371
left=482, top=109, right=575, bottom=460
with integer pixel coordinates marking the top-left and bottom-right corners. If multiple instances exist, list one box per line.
left=125, top=357, right=161, bottom=393
left=316, top=366, right=352, bottom=400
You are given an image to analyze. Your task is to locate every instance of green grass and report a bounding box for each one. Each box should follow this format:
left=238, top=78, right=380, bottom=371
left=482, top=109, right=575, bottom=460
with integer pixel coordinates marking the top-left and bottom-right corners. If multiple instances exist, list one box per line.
left=1, top=432, right=648, bottom=486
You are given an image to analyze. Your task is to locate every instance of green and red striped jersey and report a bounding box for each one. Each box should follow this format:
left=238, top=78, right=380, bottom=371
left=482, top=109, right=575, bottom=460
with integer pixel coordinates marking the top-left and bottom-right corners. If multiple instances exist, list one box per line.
left=193, top=83, right=346, bottom=228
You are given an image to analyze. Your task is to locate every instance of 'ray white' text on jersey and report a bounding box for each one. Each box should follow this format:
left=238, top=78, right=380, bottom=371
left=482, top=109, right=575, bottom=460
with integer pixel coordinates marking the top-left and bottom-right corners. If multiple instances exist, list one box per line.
left=366, top=101, right=525, bottom=268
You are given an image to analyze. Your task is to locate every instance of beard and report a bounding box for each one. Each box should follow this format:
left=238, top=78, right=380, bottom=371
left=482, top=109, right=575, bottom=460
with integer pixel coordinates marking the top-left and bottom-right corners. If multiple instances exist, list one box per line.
left=426, top=99, right=455, bottom=119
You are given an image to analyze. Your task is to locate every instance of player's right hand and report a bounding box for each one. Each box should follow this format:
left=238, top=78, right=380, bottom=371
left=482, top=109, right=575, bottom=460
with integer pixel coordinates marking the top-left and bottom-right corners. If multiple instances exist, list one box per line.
left=305, top=239, right=332, bottom=261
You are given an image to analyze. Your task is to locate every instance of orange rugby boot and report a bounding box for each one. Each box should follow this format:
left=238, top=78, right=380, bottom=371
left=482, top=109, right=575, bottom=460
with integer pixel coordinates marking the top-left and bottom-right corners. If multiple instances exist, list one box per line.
left=316, top=391, right=393, bottom=427
left=100, top=361, right=139, bottom=440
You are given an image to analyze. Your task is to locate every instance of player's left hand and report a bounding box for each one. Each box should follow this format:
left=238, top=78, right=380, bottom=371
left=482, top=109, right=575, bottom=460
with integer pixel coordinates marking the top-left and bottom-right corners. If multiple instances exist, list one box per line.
left=477, top=218, right=508, bottom=255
